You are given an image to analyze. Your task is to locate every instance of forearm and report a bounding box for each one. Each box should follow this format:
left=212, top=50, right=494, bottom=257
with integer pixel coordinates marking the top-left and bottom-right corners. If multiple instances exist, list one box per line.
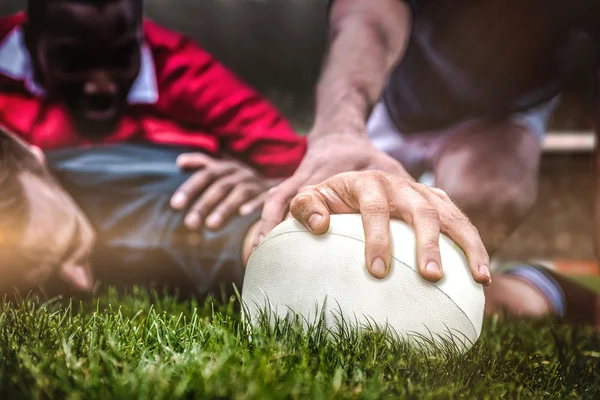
left=594, top=104, right=600, bottom=258
left=312, top=0, right=412, bottom=139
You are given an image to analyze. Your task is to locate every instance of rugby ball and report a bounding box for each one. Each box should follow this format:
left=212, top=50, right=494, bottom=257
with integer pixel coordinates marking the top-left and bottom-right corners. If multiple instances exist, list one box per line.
left=242, top=214, right=485, bottom=352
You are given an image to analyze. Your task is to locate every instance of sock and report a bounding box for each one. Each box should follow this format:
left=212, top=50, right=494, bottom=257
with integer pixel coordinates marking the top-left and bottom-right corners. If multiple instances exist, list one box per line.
left=505, top=265, right=566, bottom=317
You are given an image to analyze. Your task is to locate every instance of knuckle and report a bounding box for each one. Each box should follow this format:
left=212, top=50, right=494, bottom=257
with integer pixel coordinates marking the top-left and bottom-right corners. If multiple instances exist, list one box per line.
left=217, top=200, right=236, bottom=213
left=421, top=240, right=440, bottom=253
left=289, top=193, right=316, bottom=215
left=432, top=188, right=451, bottom=201
left=211, top=183, right=230, bottom=197
left=203, top=169, right=218, bottom=181
left=241, top=185, right=262, bottom=199
left=415, top=204, right=440, bottom=221
left=298, top=184, right=318, bottom=194
left=360, top=169, right=387, bottom=183
left=220, top=179, right=236, bottom=191
left=230, top=166, right=246, bottom=177
left=362, top=201, right=389, bottom=217
left=292, top=192, right=315, bottom=205
left=190, top=203, right=207, bottom=215
left=368, top=234, right=390, bottom=252
left=391, top=177, right=412, bottom=190
left=237, top=185, right=253, bottom=197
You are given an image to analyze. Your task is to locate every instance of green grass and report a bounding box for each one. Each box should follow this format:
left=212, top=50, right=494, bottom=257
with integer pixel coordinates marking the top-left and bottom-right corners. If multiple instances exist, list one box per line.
left=0, top=288, right=599, bottom=399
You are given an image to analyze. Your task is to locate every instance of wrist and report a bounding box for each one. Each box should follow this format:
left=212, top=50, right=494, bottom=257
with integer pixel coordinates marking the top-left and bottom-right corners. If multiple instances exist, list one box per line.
left=309, top=116, right=369, bottom=145
left=312, top=90, right=370, bottom=141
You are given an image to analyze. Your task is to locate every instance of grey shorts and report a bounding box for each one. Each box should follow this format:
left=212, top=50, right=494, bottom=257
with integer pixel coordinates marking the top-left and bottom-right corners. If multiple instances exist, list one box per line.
left=46, top=143, right=259, bottom=298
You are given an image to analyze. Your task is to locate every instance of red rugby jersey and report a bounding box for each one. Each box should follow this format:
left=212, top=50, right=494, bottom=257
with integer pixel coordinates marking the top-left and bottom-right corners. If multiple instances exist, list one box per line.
left=0, top=13, right=306, bottom=178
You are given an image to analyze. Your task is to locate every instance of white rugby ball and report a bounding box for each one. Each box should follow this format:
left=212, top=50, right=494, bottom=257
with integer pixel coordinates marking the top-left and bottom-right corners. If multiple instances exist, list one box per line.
left=242, top=214, right=485, bottom=352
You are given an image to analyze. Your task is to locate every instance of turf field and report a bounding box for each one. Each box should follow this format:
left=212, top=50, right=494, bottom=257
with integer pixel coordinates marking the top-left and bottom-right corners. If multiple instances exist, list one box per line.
left=0, top=285, right=599, bottom=399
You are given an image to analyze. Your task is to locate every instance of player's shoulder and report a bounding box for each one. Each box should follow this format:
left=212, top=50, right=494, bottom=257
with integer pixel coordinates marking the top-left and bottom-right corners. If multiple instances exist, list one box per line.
left=143, top=19, right=214, bottom=82
left=143, top=19, right=204, bottom=55
left=143, top=19, right=184, bottom=49
left=143, top=19, right=212, bottom=67
left=0, top=13, right=26, bottom=42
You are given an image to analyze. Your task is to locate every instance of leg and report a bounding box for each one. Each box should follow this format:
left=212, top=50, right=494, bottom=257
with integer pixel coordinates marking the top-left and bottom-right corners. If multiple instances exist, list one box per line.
left=432, top=117, right=548, bottom=319
left=46, top=143, right=260, bottom=299
left=432, top=97, right=559, bottom=254
left=432, top=101, right=600, bottom=325
left=433, top=119, right=542, bottom=255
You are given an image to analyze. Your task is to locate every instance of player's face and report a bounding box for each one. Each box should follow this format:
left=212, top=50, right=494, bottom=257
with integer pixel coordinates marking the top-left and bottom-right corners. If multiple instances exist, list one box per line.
left=0, top=135, right=96, bottom=295
left=33, top=0, right=142, bottom=136
left=15, top=170, right=96, bottom=291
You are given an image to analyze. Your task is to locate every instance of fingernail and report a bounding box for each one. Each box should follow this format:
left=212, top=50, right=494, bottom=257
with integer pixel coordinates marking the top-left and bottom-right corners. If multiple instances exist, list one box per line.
left=171, top=193, right=186, bottom=209
left=371, top=258, right=387, bottom=277
left=206, top=213, right=221, bottom=229
left=479, top=265, right=491, bottom=278
left=185, top=213, right=200, bottom=230
left=258, top=233, right=265, bottom=243
left=426, top=261, right=441, bottom=274
left=308, top=214, right=323, bottom=232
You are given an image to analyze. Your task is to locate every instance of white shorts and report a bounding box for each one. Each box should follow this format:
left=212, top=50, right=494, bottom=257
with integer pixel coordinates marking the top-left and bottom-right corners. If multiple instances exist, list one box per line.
left=367, top=97, right=560, bottom=186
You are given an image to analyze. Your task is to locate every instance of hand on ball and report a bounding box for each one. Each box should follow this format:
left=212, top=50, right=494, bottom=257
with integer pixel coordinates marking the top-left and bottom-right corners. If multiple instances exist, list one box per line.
left=289, top=170, right=491, bottom=285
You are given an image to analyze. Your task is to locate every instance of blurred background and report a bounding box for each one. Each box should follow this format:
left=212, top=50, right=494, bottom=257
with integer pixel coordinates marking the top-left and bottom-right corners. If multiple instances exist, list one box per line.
left=0, top=0, right=595, bottom=263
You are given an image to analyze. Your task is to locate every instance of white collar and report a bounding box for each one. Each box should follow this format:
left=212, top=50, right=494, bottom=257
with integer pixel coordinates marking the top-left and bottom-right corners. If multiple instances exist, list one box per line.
left=0, top=26, right=159, bottom=104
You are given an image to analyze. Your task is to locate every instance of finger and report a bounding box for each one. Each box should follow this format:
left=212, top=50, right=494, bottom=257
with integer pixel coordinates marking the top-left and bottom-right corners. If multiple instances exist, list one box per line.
left=413, top=184, right=491, bottom=285
left=239, top=192, right=267, bottom=216
left=206, top=182, right=264, bottom=230
left=185, top=173, right=240, bottom=231
left=171, top=164, right=233, bottom=210
left=176, top=153, right=216, bottom=170
left=290, top=186, right=332, bottom=235
left=352, top=175, right=393, bottom=280
left=59, top=263, right=94, bottom=292
left=388, top=181, right=444, bottom=283
left=254, top=175, right=306, bottom=247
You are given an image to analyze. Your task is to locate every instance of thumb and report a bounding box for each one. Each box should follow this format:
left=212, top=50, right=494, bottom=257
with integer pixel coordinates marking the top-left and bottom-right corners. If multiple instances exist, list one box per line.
left=254, top=174, right=307, bottom=247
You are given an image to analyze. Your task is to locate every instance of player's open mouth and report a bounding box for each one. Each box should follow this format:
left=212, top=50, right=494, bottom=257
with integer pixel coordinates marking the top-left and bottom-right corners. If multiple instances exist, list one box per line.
left=81, top=96, right=118, bottom=121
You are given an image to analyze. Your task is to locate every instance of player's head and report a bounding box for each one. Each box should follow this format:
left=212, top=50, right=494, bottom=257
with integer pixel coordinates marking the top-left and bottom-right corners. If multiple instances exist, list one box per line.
left=24, top=0, right=144, bottom=136
left=0, top=128, right=95, bottom=295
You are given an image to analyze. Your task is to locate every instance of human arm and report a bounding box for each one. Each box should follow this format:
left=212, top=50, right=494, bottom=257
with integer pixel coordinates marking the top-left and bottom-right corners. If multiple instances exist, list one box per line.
left=157, top=29, right=307, bottom=178
left=154, top=27, right=306, bottom=229
left=595, top=72, right=600, bottom=259
left=256, top=0, right=414, bottom=242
